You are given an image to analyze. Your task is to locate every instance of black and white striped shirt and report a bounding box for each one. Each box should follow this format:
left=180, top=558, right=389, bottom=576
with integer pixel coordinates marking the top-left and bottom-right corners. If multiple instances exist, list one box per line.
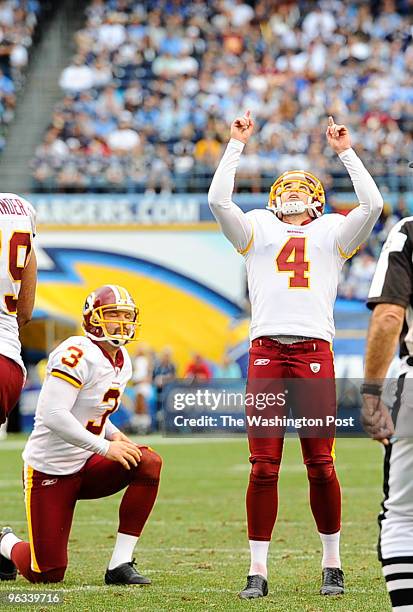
left=367, top=217, right=413, bottom=358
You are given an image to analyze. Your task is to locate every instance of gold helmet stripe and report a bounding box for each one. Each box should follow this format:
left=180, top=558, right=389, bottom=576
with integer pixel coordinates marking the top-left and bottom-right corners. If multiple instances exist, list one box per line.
left=115, top=285, right=128, bottom=302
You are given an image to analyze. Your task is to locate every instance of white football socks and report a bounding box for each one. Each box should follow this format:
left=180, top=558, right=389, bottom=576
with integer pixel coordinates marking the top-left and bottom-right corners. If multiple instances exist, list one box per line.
left=108, top=532, right=139, bottom=570
left=319, top=531, right=341, bottom=569
left=0, top=421, right=7, bottom=440
left=248, top=540, right=270, bottom=578
left=0, top=532, right=21, bottom=560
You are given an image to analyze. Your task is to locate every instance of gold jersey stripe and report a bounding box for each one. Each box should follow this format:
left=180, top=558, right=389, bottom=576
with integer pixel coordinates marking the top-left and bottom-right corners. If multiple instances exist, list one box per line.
left=51, top=369, right=82, bottom=388
left=238, top=227, right=254, bottom=256
left=337, top=244, right=360, bottom=260
left=331, top=439, right=336, bottom=462
left=24, top=465, right=41, bottom=572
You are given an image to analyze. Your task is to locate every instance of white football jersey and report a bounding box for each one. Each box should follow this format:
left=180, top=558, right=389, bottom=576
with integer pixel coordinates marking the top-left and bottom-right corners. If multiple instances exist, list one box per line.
left=0, top=193, right=36, bottom=373
left=244, top=210, right=348, bottom=342
left=23, top=336, right=132, bottom=475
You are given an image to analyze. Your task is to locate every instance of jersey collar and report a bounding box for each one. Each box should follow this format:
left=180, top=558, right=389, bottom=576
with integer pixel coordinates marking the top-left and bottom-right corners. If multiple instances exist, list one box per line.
left=92, top=340, right=124, bottom=370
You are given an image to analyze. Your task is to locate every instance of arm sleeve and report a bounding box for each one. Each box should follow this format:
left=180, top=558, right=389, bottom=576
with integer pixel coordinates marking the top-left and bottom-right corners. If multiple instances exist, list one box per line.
left=40, top=376, right=110, bottom=455
left=367, top=220, right=413, bottom=309
left=208, top=138, right=254, bottom=254
left=21, top=196, right=37, bottom=236
left=105, top=418, right=120, bottom=440
left=48, top=342, right=89, bottom=389
left=335, top=148, right=383, bottom=258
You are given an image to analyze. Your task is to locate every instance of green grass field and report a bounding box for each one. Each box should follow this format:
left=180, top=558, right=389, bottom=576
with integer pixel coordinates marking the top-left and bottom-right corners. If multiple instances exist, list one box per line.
left=0, top=435, right=389, bottom=611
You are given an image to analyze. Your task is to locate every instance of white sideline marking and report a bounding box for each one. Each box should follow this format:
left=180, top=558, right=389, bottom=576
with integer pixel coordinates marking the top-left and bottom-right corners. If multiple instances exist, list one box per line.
left=0, top=584, right=378, bottom=594
left=0, top=518, right=365, bottom=528
left=0, top=436, right=376, bottom=450
left=66, top=546, right=377, bottom=555
left=0, top=480, right=22, bottom=487
left=0, top=436, right=245, bottom=451
left=0, top=585, right=237, bottom=593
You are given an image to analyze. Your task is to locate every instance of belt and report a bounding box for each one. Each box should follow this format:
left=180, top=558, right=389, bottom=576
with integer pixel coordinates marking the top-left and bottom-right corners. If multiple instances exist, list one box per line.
left=268, top=335, right=314, bottom=344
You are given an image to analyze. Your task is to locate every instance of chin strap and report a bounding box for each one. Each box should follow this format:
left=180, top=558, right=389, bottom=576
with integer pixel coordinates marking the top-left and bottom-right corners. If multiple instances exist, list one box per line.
left=270, top=195, right=322, bottom=219
left=84, top=331, right=129, bottom=347
left=107, top=338, right=128, bottom=347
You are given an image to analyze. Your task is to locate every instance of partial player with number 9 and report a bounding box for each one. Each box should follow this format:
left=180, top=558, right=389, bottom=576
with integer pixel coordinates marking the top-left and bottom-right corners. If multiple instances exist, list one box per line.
left=208, top=112, right=384, bottom=599
left=0, top=194, right=37, bottom=429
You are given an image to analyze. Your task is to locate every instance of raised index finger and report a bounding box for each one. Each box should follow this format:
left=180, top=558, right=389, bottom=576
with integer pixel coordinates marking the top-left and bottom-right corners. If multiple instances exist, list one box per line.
left=328, top=116, right=334, bottom=127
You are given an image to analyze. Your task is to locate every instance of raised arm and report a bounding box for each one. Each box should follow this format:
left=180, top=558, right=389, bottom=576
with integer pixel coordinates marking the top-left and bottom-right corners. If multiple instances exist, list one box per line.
left=208, top=111, right=254, bottom=254
left=326, top=116, right=383, bottom=258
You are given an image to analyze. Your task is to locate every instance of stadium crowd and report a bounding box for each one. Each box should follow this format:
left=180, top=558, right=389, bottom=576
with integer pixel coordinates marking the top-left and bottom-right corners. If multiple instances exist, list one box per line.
left=31, top=0, right=413, bottom=194
left=0, top=0, right=43, bottom=150
left=26, top=0, right=413, bottom=300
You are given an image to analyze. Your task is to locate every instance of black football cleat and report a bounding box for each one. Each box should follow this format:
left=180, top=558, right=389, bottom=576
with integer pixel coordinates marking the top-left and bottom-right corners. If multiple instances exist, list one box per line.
left=320, top=567, right=344, bottom=595
left=105, top=558, right=151, bottom=585
left=0, top=527, right=17, bottom=581
left=238, top=574, right=268, bottom=599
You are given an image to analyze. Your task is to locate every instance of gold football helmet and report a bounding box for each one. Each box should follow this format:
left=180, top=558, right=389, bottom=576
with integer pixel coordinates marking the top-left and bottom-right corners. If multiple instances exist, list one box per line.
left=267, top=170, right=325, bottom=218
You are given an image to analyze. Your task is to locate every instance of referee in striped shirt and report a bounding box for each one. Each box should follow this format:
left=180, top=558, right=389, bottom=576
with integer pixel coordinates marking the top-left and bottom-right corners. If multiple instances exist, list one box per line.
left=362, top=189, right=413, bottom=611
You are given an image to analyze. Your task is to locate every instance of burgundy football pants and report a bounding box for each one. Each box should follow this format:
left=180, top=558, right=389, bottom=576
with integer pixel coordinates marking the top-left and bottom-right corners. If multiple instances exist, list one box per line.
left=246, top=337, right=341, bottom=541
left=0, top=355, right=24, bottom=425
left=11, top=447, right=162, bottom=583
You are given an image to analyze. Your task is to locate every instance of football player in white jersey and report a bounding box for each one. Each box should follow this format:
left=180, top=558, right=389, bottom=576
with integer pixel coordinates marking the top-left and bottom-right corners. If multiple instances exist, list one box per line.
left=0, top=285, right=162, bottom=585
left=0, top=193, right=37, bottom=428
left=208, top=112, right=383, bottom=598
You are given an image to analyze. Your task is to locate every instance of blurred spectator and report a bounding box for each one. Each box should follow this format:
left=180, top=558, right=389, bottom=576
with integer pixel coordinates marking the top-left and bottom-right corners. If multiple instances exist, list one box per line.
left=194, top=132, right=222, bottom=167
left=131, top=343, right=153, bottom=433
left=215, top=354, right=242, bottom=378
left=153, top=347, right=177, bottom=426
left=339, top=249, right=381, bottom=301
left=184, top=353, right=212, bottom=381
left=105, top=111, right=140, bottom=152
left=0, top=68, right=14, bottom=95
left=145, top=144, right=173, bottom=193
left=59, top=56, right=94, bottom=93
left=392, top=196, right=410, bottom=221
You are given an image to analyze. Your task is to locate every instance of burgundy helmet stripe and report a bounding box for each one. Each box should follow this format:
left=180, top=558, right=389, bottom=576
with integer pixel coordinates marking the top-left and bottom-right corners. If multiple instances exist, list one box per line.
left=107, top=284, right=121, bottom=303
left=97, top=285, right=118, bottom=307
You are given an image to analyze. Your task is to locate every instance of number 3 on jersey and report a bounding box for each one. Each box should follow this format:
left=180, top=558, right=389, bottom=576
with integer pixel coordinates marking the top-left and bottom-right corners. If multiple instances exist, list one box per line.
left=276, top=237, right=310, bottom=288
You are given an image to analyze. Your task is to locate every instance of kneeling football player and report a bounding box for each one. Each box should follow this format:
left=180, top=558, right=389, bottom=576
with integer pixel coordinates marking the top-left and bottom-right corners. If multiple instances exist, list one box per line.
left=0, top=285, right=162, bottom=585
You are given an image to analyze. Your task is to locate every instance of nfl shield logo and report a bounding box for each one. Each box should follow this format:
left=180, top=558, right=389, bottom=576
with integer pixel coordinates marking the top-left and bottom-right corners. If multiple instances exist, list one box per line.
left=310, top=363, right=321, bottom=373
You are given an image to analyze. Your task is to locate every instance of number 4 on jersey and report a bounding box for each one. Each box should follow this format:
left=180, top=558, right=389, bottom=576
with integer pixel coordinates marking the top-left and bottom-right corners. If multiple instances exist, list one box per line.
left=276, top=237, right=310, bottom=288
